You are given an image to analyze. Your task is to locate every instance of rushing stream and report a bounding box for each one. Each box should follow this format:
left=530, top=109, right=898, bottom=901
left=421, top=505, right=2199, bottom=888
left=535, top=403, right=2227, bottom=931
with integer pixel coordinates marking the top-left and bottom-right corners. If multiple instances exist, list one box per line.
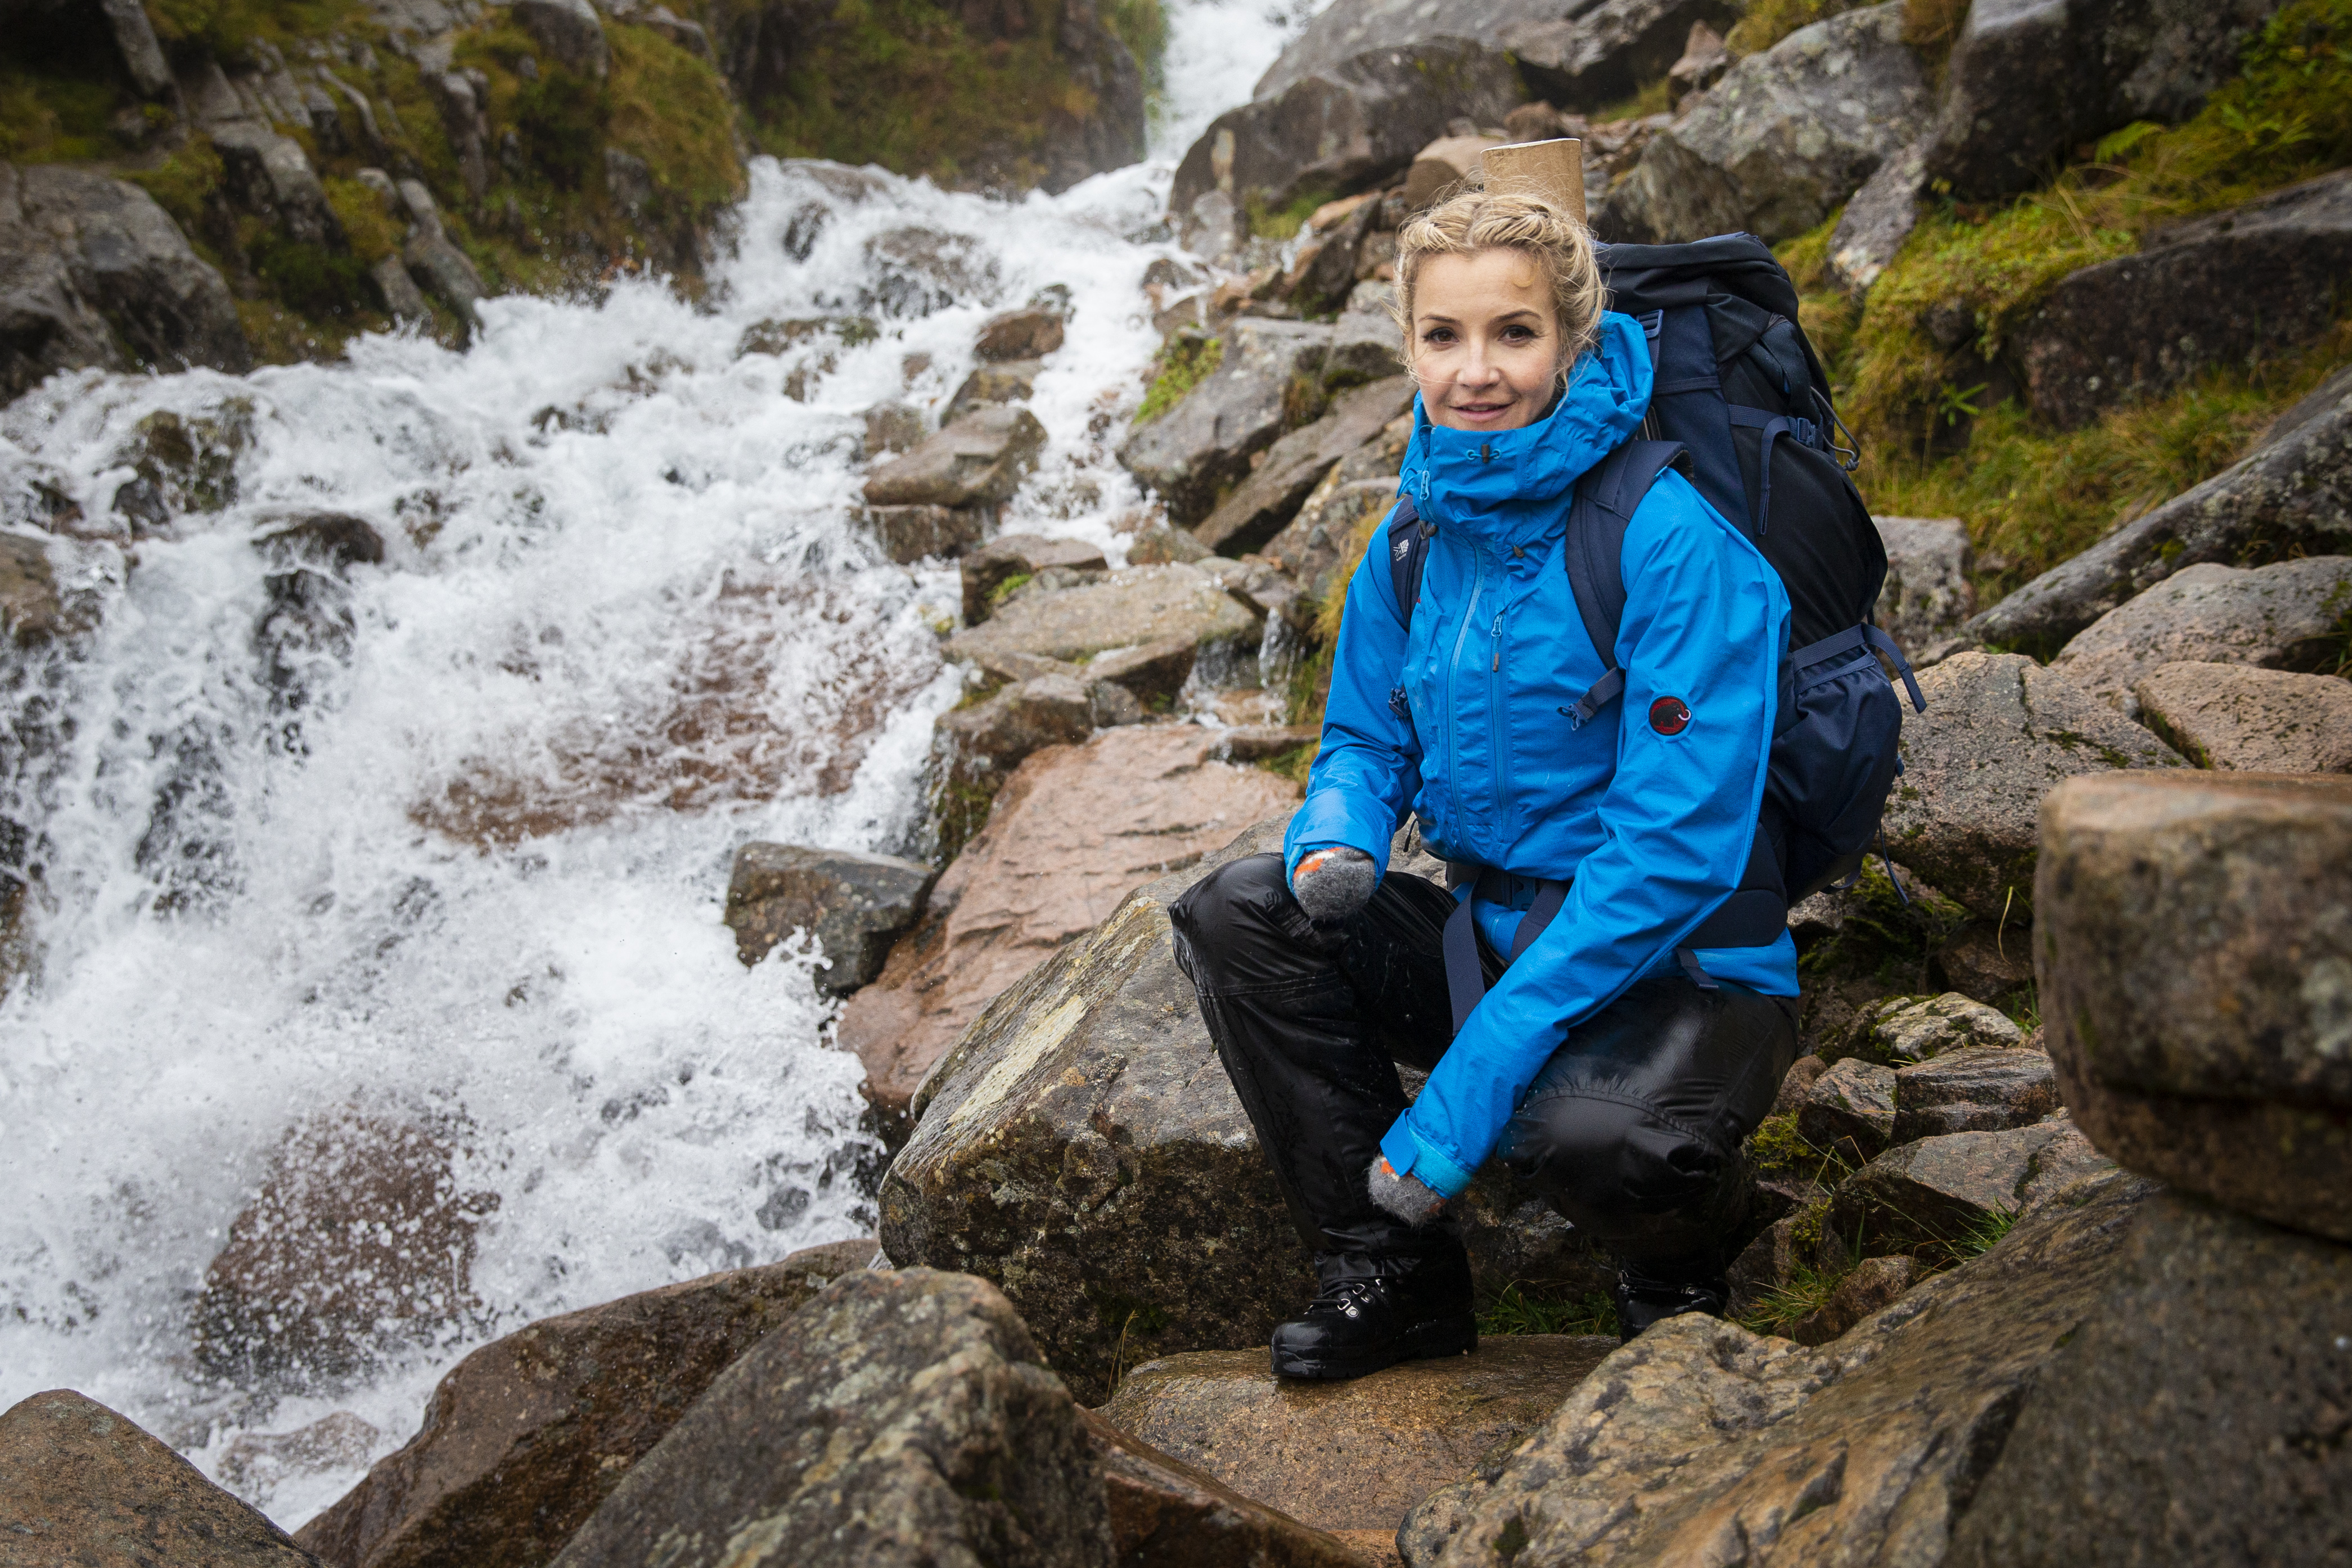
left=0, top=0, right=1321, bottom=1527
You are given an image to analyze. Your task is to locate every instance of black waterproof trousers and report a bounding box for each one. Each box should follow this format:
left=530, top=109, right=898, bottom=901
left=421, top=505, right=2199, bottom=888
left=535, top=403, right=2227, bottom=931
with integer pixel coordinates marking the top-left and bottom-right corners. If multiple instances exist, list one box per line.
left=1169, top=852, right=1799, bottom=1277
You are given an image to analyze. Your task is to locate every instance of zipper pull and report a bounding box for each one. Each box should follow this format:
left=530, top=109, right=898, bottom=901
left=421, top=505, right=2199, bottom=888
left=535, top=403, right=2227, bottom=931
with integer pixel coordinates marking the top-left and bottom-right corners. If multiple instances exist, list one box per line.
left=1491, top=611, right=1503, bottom=671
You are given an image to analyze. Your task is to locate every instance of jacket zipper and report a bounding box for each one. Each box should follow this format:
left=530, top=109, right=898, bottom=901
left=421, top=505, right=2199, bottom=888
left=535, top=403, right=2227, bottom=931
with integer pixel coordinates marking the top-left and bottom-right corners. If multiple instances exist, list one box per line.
left=1489, top=601, right=1512, bottom=846
left=1443, top=544, right=1485, bottom=850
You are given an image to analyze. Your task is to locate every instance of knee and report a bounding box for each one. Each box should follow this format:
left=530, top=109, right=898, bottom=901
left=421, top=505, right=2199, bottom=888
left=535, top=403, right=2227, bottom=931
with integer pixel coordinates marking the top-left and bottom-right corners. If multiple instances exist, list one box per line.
left=1168, top=853, right=1301, bottom=980
left=1502, top=1092, right=1729, bottom=1230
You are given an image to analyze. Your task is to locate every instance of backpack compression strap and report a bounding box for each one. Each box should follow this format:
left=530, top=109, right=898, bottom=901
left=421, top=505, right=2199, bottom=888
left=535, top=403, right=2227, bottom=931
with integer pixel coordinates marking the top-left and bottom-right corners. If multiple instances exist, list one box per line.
left=1386, top=494, right=1432, bottom=618
left=1561, top=439, right=1688, bottom=726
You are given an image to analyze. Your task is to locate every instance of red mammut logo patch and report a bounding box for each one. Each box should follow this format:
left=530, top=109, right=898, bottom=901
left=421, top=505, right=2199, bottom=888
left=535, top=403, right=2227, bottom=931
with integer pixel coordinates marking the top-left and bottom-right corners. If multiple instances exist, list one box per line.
left=1649, top=696, right=1692, bottom=736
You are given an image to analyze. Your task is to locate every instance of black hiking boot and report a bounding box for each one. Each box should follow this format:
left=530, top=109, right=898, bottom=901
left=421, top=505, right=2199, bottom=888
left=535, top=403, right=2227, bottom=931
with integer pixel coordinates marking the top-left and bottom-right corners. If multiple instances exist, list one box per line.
left=1612, top=1263, right=1729, bottom=1343
left=1269, top=1250, right=1477, bottom=1381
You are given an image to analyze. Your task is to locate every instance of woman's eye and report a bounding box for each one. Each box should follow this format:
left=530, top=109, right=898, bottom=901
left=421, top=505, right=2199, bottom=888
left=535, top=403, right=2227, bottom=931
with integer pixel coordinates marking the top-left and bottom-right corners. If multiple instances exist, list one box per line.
left=1422, top=328, right=1455, bottom=345
left=1502, top=326, right=1535, bottom=343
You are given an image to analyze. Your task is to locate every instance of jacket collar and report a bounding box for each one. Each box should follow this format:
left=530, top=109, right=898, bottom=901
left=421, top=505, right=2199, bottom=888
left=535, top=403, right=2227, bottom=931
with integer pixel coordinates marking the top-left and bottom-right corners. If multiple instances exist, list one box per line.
left=1399, top=310, right=1653, bottom=552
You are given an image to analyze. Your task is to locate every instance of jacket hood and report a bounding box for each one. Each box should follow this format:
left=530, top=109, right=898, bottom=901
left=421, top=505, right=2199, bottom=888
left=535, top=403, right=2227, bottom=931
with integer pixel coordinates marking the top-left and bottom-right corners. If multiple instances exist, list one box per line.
left=1399, top=309, right=1653, bottom=551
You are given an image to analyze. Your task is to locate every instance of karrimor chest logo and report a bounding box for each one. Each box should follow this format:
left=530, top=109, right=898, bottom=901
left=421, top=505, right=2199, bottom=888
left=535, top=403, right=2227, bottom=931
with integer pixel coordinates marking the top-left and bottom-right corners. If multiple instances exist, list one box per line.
left=1649, top=696, right=1692, bottom=736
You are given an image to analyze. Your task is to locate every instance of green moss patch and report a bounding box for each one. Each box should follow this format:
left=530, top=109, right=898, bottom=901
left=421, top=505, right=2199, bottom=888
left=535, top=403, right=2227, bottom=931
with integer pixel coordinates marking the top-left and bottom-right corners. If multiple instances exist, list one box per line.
left=1134, top=333, right=1222, bottom=423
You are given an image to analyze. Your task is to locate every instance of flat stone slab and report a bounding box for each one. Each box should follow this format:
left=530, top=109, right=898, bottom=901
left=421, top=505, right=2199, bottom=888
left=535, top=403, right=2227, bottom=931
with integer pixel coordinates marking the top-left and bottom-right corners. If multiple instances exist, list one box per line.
left=2133, top=660, right=2352, bottom=773
left=947, top=563, right=1260, bottom=666
left=1100, top=1337, right=1615, bottom=1535
left=1893, top=1046, right=2057, bottom=1143
left=2049, top=556, right=2352, bottom=714
left=1795, top=1055, right=1896, bottom=1164
left=1830, top=1120, right=2112, bottom=1256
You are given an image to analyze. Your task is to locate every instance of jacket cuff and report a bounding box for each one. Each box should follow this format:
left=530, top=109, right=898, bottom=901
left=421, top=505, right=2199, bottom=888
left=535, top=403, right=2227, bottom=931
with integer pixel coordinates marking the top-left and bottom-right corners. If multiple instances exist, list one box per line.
left=1378, top=1115, right=1477, bottom=1199
left=1282, top=794, right=1394, bottom=881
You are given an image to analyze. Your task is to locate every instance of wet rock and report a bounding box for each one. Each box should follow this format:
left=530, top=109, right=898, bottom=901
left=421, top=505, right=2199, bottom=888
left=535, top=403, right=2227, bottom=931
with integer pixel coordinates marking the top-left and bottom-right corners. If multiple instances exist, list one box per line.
left=368, top=253, right=430, bottom=321
left=1119, top=319, right=1333, bottom=529
left=1101, top=1339, right=1615, bottom=1535
left=1786, top=1253, right=1927, bottom=1346
left=115, top=402, right=251, bottom=519
left=1287, top=196, right=1381, bottom=317
left=218, top=1412, right=381, bottom=1513
left=210, top=123, right=343, bottom=248
left=1794, top=1056, right=1895, bottom=1164
left=0, top=531, right=67, bottom=645
left=864, top=405, right=1047, bottom=510
left=1826, top=136, right=1928, bottom=294
left=1193, top=377, right=1415, bottom=557
left=947, top=563, right=1260, bottom=668
left=862, top=225, right=1001, bottom=318
left=1666, top=20, right=1729, bottom=108
left=1891, top=1046, right=2057, bottom=1143
left=191, top=1110, right=500, bottom=1392
left=1326, top=290, right=1405, bottom=383
left=944, top=358, right=1042, bottom=423
left=1084, top=637, right=1199, bottom=710
left=1126, top=525, right=1214, bottom=566
left=256, top=513, right=385, bottom=569
left=1837, top=990, right=2029, bottom=1066
left=723, top=842, right=936, bottom=987
left=1878, top=651, right=2183, bottom=918
left=1872, top=514, right=1974, bottom=664
left=837, top=735, right=1299, bottom=1141
left=2133, top=662, right=2352, bottom=773
left=2038, top=771, right=2352, bottom=1242
left=1923, top=0, right=2286, bottom=202
left=546, top=1269, right=1112, bottom=1568
left=862, top=503, right=983, bottom=564
left=960, top=533, right=1110, bottom=626
left=1081, top=1408, right=1368, bottom=1568
left=2016, top=171, right=2352, bottom=429
left=1262, top=476, right=1397, bottom=606
left=294, top=1240, right=874, bottom=1568
left=1608, top=6, right=1931, bottom=247
left=1401, top=1170, right=2153, bottom=1567
left=935, top=673, right=1096, bottom=781
left=1830, top=1120, right=2112, bottom=1257
left=863, top=400, right=925, bottom=456
left=1503, top=0, right=1743, bottom=110
left=1968, top=331, right=2352, bottom=662
left=0, top=1389, right=320, bottom=1567
left=975, top=305, right=1065, bottom=362
left=513, top=0, right=609, bottom=78
left=1944, top=1192, right=2352, bottom=1568
left=402, top=197, right=486, bottom=325
left=1168, top=43, right=1524, bottom=238
left=1, top=163, right=250, bottom=400
left=2048, top=556, right=2352, bottom=714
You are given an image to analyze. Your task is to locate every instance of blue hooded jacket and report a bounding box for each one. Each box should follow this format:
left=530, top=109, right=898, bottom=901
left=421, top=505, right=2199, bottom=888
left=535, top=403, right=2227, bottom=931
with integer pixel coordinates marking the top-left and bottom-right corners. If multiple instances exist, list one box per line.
left=1283, top=310, right=1800, bottom=1198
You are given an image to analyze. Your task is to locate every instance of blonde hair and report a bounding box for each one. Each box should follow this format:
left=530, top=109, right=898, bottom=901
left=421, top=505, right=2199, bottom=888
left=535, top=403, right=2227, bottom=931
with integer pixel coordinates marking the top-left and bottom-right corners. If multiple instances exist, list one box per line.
left=1390, top=184, right=1605, bottom=382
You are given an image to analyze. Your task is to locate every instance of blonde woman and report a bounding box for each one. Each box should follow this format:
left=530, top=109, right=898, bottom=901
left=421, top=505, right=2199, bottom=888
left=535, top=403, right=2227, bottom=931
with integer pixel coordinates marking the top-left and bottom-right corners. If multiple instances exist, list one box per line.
left=1171, top=188, right=1800, bottom=1380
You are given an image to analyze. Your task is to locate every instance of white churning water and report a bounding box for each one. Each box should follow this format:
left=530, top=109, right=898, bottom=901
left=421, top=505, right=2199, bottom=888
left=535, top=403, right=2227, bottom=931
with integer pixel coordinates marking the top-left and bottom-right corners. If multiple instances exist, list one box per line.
left=0, top=0, right=1322, bottom=1528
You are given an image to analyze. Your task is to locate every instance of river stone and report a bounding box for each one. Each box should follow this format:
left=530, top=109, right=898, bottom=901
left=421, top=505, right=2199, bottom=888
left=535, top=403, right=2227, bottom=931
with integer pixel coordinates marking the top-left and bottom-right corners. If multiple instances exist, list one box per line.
left=863, top=503, right=983, bottom=563
left=1878, top=651, right=2183, bottom=918
left=292, top=1240, right=874, bottom=1568
left=1944, top=1192, right=2352, bottom=1567
left=865, top=405, right=1047, bottom=510
left=1829, top=1120, right=2112, bottom=1257
left=1794, top=1055, right=1896, bottom=1164
left=1892, top=1047, right=2057, bottom=1143
left=1168, top=42, right=1524, bottom=231
left=512, top=0, right=609, bottom=78
left=1119, top=319, right=1334, bottom=529
left=1193, top=377, right=1414, bottom=557
left=976, top=305, right=1065, bottom=362
left=1923, top=0, right=2285, bottom=202
left=947, top=563, right=1259, bottom=667
left=1, top=163, right=251, bottom=400
left=2048, top=556, right=2352, bottom=715
left=1080, top=1409, right=1368, bottom=1568
left=0, top=531, right=66, bottom=645
left=944, top=358, right=1042, bottom=423
left=0, top=1389, right=319, bottom=1567
left=1872, top=514, right=1975, bottom=664
left=1399, top=1168, right=2155, bottom=1567
left=2015, top=170, right=2352, bottom=429
left=2037, top=771, right=2352, bottom=1242
left=1969, top=371, right=2352, bottom=660
left=1607, top=6, right=1931, bottom=247
left=2134, top=663, right=2352, bottom=773
left=722, top=842, right=936, bottom=988
left=959, top=533, right=1109, bottom=625
left=1102, top=1339, right=1614, bottom=1537
left=546, top=1269, right=1112, bottom=1568
left=1786, top=1252, right=1928, bottom=1347
left=836, top=730, right=1299, bottom=1140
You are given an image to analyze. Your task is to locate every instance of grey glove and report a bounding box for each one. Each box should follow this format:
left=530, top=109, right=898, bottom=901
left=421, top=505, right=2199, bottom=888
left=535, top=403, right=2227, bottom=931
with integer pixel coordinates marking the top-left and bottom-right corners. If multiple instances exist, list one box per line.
left=1367, top=1155, right=1447, bottom=1227
left=1291, top=845, right=1376, bottom=923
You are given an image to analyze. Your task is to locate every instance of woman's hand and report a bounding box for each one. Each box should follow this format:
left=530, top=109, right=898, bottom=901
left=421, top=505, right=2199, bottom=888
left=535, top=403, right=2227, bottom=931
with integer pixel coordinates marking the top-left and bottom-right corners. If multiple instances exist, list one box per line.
left=1367, top=1155, right=1447, bottom=1227
left=1291, top=846, right=1376, bottom=923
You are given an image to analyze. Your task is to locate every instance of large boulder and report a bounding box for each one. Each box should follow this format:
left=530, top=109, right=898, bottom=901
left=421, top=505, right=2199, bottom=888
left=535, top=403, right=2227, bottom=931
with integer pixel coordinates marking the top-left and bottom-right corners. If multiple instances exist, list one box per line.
left=1943, top=1192, right=2352, bottom=1567
left=835, top=729, right=1299, bottom=1138
left=1080, top=1410, right=1368, bottom=1568
left=1878, top=652, right=2183, bottom=918
left=2047, top=556, right=2352, bottom=714
left=292, top=1240, right=875, bottom=1568
left=722, top=842, right=936, bottom=988
left=2037, top=771, right=2352, bottom=1243
left=1967, top=325, right=2352, bottom=661
left=2012, top=171, right=2352, bottom=429
left=1120, top=320, right=1333, bottom=529
left=0, top=1389, right=319, bottom=1566
left=1399, top=1169, right=2155, bottom=1566
left=959, top=533, right=1109, bottom=627
left=1923, top=0, right=2286, bottom=202
left=1261, top=475, right=1399, bottom=607
left=546, top=1269, right=1114, bottom=1568
left=1827, top=1119, right=2112, bottom=1256
left=864, top=406, right=1047, bottom=509
left=1872, top=514, right=1975, bottom=663
left=945, top=563, right=1260, bottom=668
left=210, top=123, right=343, bottom=248
left=1101, top=1339, right=1614, bottom=1535
left=2133, top=663, right=2352, bottom=773
left=1, top=163, right=250, bottom=402
left=1606, top=5, right=1931, bottom=246
left=1192, top=376, right=1416, bottom=557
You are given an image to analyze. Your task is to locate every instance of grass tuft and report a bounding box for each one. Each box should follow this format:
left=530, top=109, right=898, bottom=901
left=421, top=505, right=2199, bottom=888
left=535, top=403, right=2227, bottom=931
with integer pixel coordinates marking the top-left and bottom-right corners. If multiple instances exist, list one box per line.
left=1134, top=334, right=1222, bottom=423
left=1479, top=1281, right=1619, bottom=1339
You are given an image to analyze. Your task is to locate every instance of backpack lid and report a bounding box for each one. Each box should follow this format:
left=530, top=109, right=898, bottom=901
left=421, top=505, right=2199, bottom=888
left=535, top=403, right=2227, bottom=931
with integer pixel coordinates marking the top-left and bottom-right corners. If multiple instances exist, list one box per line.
left=1597, top=236, right=1830, bottom=398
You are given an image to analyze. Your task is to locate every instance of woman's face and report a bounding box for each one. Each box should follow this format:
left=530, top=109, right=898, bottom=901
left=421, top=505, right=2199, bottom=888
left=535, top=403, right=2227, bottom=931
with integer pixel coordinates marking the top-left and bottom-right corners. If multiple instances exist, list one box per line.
left=1408, top=247, right=1569, bottom=432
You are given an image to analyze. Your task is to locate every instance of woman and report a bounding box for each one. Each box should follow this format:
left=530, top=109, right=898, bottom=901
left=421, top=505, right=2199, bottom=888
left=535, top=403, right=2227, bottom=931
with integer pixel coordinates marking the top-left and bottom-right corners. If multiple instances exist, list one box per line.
left=1169, top=187, right=1800, bottom=1381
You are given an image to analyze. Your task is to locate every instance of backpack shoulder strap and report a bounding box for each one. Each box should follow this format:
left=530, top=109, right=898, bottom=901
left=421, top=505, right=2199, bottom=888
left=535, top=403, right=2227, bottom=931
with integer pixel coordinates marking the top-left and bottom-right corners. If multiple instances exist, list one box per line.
left=1386, top=494, right=1432, bottom=625
left=1562, top=439, right=1686, bottom=726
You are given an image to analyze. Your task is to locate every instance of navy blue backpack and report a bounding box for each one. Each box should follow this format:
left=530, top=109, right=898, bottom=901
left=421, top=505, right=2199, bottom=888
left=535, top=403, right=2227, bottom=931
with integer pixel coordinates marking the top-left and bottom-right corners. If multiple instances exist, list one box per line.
left=1387, top=235, right=1924, bottom=1006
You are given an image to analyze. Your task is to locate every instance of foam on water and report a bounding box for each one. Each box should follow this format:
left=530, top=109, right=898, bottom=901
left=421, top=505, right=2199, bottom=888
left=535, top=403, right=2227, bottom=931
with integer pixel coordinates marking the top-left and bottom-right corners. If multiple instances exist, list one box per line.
left=0, top=0, right=1323, bottom=1530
